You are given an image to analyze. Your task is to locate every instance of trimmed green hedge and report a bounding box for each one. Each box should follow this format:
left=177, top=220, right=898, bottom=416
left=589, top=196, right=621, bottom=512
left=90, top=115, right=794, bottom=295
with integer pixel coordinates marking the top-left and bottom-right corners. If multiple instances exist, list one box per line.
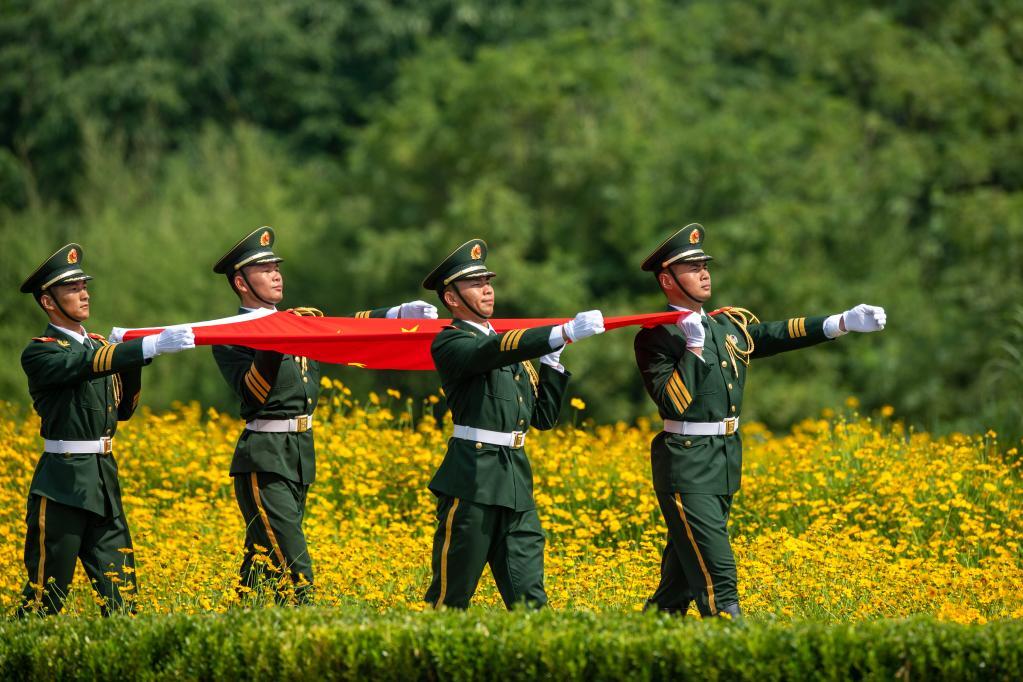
left=1, top=610, right=1019, bottom=681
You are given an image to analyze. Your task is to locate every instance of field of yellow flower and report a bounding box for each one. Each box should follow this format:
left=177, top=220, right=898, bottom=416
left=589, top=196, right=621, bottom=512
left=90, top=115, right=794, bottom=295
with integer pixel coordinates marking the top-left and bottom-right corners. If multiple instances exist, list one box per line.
left=1, top=381, right=1020, bottom=623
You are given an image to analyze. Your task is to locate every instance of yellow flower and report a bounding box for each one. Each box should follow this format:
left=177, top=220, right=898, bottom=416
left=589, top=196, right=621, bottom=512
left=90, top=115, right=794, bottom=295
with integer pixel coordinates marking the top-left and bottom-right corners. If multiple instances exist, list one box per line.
left=0, top=395, right=1016, bottom=622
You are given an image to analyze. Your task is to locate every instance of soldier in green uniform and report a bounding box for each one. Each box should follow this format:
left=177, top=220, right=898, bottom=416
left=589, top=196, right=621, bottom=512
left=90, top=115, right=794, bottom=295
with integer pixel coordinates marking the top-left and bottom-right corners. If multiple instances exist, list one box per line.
left=635, top=223, right=886, bottom=619
left=17, top=244, right=195, bottom=616
left=211, top=226, right=437, bottom=603
left=421, top=238, right=605, bottom=609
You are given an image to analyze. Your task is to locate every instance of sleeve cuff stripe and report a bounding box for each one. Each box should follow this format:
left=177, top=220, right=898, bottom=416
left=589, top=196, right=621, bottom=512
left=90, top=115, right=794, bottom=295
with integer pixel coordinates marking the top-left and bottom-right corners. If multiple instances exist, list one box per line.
left=249, top=365, right=271, bottom=393
left=103, top=343, right=119, bottom=371
left=787, top=318, right=807, bottom=338
left=670, top=372, right=692, bottom=403
left=90, top=345, right=104, bottom=372
left=245, top=370, right=269, bottom=399
left=665, top=384, right=685, bottom=413
left=500, top=329, right=526, bottom=352
left=665, top=380, right=689, bottom=413
left=244, top=373, right=268, bottom=401
left=92, top=344, right=115, bottom=373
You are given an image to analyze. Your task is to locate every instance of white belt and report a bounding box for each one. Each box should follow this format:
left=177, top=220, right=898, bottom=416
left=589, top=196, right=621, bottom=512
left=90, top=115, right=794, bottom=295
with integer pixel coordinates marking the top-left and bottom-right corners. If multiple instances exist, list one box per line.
left=663, top=418, right=740, bottom=437
left=44, top=437, right=113, bottom=454
left=245, top=415, right=314, bottom=433
left=453, top=425, right=527, bottom=449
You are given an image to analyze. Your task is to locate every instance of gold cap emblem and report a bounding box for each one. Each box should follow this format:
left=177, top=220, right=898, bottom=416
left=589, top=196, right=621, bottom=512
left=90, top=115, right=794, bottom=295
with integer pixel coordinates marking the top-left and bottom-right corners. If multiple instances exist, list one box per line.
left=260, top=231, right=271, bottom=247
left=470, top=244, right=482, bottom=260
left=689, top=229, right=700, bottom=245
left=67, top=248, right=79, bottom=264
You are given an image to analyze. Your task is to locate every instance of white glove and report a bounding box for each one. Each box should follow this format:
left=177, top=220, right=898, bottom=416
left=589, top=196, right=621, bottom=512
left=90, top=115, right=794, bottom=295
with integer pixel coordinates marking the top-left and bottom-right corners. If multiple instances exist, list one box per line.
left=387, top=300, right=439, bottom=319
left=540, top=345, right=565, bottom=372
left=842, top=304, right=886, bottom=333
left=143, top=325, right=195, bottom=359
left=108, top=327, right=127, bottom=343
left=561, top=310, right=605, bottom=343
left=676, top=311, right=705, bottom=348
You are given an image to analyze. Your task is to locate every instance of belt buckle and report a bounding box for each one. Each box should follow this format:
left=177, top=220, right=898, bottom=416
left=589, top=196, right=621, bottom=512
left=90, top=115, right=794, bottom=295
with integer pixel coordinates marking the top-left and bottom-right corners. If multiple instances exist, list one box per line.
left=511, top=431, right=526, bottom=448
left=100, top=437, right=113, bottom=455
left=295, top=415, right=311, bottom=432
left=723, top=418, right=737, bottom=436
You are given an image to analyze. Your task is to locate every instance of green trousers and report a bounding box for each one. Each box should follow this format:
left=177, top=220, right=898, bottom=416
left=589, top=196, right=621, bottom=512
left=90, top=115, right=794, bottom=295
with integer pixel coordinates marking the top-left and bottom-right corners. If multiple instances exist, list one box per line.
left=18, top=494, right=136, bottom=616
left=646, top=492, right=738, bottom=617
left=424, top=496, right=547, bottom=610
left=234, top=472, right=313, bottom=604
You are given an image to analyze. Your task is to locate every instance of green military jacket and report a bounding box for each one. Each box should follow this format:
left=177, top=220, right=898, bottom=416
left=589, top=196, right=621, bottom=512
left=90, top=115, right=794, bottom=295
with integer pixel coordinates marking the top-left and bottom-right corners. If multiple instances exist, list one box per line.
left=213, top=306, right=389, bottom=485
left=635, top=309, right=830, bottom=495
left=21, top=325, right=146, bottom=517
left=429, top=320, right=571, bottom=511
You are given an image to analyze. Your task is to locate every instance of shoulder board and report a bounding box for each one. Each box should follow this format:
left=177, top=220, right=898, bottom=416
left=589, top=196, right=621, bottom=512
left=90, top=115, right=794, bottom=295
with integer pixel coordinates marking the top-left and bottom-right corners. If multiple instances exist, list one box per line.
left=88, top=332, right=106, bottom=340
left=32, top=337, right=57, bottom=342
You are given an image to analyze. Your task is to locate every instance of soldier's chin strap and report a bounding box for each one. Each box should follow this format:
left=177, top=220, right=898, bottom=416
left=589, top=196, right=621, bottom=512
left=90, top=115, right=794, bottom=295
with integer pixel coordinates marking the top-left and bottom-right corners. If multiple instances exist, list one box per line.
left=666, top=266, right=709, bottom=307
left=450, top=284, right=490, bottom=321
left=43, top=286, right=86, bottom=325
left=238, top=268, right=277, bottom=308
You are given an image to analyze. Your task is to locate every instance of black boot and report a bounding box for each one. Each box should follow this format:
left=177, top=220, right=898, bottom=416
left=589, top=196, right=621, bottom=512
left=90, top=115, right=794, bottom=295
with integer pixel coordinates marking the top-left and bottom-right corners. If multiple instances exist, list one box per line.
left=719, top=602, right=743, bottom=622
left=643, top=599, right=690, bottom=618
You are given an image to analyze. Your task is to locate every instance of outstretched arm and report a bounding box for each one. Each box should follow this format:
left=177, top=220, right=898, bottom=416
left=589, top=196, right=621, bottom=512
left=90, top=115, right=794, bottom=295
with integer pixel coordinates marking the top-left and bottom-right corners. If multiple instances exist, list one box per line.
left=749, top=304, right=886, bottom=359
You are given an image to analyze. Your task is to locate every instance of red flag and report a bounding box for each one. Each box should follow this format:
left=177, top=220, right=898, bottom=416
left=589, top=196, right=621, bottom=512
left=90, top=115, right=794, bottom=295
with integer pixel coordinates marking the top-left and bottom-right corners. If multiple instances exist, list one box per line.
left=124, top=310, right=686, bottom=370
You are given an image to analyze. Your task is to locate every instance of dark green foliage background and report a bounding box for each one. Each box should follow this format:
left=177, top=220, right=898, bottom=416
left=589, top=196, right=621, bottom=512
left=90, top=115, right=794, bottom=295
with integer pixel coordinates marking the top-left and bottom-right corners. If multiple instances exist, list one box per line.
left=2, top=0, right=1022, bottom=435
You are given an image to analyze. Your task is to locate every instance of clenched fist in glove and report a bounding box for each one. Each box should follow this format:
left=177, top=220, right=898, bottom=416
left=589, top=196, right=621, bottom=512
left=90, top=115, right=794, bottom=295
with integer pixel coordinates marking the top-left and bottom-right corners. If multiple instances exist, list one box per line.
left=142, top=325, right=196, bottom=359
left=676, top=310, right=705, bottom=349
left=108, top=327, right=127, bottom=343
left=825, top=304, right=886, bottom=337
left=561, top=310, right=605, bottom=343
left=843, top=304, right=886, bottom=332
left=388, top=300, right=439, bottom=319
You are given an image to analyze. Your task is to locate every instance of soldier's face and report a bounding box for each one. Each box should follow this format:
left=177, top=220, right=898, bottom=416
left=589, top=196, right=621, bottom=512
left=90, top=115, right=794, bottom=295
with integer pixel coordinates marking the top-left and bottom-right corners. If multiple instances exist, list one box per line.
left=43, top=280, right=90, bottom=322
left=237, top=263, right=284, bottom=304
left=662, top=261, right=712, bottom=302
left=449, top=276, right=494, bottom=319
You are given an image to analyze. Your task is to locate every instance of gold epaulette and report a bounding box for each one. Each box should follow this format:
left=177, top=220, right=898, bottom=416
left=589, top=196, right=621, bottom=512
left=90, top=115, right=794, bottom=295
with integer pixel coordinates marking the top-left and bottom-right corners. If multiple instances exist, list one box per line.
left=287, top=307, right=324, bottom=317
